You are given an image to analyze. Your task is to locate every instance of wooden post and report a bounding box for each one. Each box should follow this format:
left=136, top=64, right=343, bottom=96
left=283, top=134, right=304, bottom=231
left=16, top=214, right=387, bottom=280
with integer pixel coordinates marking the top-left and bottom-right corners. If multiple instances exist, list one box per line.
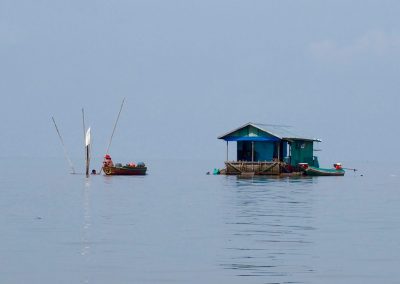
left=277, top=141, right=281, bottom=174
left=278, top=142, right=280, bottom=161
left=85, top=128, right=91, bottom=177
left=251, top=141, right=254, bottom=162
left=251, top=141, right=254, bottom=171
left=85, top=145, right=90, bottom=177
left=82, top=108, right=88, bottom=177
left=226, top=141, right=229, bottom=161
left=51, top=116, right=76, bottom=174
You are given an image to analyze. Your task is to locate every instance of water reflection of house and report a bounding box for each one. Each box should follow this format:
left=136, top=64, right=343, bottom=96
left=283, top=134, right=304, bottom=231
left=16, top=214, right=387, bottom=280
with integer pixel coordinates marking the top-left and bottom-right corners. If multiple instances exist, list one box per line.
left=218, top=122, right=321, bottom=175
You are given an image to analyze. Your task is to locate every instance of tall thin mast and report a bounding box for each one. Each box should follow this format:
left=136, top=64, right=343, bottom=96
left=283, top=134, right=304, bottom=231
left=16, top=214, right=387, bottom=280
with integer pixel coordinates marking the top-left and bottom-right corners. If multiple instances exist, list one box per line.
left=99, top=98, right=125, bottom=174
left=106, top=98, right=125, bottom=154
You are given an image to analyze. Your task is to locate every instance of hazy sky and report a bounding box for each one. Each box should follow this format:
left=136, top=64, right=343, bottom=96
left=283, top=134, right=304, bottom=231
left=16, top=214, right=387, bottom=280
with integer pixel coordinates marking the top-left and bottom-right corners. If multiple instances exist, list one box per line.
left=1, top=0, right=399, bottom=166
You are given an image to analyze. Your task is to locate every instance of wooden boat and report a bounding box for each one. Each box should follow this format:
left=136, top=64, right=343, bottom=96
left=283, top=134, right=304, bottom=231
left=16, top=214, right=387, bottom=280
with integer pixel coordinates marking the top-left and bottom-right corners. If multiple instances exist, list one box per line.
left=103, top=164, right=147, bottom=176
left=304, top=166, right=345, bottom=176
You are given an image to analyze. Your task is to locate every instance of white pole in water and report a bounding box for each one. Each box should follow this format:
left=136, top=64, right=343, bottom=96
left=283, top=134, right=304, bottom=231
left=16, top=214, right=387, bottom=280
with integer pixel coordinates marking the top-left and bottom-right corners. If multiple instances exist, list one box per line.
left=85, top=145, right=89, bottom=176
left=51, top=116, right=76, bottom=174
left=85, top=128, right=91, bottom=177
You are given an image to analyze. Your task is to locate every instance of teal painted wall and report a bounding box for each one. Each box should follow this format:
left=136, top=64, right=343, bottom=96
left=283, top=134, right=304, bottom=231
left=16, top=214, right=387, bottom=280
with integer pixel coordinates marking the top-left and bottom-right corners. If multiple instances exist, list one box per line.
left=282, top=141, right=288, bottom=158
left=236, top=138, right=315, bottom=164
left=290, top=140, right=314, bottom=166
left=237, top=141, right=275, bottom=161
left=255, top=142, right=274, bottom=161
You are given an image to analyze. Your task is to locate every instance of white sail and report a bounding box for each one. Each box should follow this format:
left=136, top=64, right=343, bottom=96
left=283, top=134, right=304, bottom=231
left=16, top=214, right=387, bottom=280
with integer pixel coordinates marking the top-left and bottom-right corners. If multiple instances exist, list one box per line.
left=85, top=127, right=91, bottom=146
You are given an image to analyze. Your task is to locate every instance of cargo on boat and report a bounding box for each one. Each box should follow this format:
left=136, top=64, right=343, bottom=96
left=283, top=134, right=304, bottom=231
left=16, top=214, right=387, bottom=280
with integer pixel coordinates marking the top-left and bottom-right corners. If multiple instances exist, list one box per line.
left=217, top=122, right=343, bottom=176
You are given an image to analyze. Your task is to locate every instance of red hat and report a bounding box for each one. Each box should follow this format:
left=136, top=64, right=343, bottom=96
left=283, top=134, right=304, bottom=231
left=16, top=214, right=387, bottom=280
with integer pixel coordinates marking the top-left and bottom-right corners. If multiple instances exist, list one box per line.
left=104, top=154, right=111, bottom=159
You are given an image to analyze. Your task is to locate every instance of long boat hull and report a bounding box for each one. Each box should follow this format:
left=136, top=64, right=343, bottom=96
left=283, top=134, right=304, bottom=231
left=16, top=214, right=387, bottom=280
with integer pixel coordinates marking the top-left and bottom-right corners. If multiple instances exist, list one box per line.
left=103, top=166, right=147, bottom=176
left=304, top=166, right=345, bottom=176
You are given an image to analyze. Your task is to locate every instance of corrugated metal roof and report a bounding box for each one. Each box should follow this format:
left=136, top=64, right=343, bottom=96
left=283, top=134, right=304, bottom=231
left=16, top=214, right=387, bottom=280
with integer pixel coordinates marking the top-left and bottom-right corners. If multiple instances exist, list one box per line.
left=218, top=122, right=321, bottom=142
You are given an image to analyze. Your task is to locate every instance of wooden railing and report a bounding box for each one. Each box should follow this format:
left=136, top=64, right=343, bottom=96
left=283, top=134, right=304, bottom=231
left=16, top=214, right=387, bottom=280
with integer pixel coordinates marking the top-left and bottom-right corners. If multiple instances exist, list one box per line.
left=224, top=161, right=281, bottom=175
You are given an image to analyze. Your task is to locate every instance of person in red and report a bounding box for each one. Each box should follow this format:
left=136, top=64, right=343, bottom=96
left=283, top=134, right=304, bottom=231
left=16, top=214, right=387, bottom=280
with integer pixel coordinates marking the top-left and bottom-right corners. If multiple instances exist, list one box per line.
left=103, top=154, right=114, bottom=167
left=334, top=163, right=342, bottom=170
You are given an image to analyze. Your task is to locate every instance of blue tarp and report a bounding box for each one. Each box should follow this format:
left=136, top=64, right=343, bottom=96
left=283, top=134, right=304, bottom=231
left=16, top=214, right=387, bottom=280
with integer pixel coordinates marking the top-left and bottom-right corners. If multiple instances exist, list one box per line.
left=222, top=136, right=280, bottom=142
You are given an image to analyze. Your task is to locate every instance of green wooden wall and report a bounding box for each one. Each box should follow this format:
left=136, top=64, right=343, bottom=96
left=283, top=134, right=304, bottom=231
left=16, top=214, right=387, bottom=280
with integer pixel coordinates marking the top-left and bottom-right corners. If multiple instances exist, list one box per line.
left=290, top=140, right=314, bottom=166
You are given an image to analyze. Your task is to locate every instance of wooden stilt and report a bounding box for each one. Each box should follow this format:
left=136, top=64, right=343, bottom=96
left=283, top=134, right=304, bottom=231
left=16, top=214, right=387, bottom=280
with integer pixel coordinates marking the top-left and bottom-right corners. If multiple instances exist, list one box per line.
left=278, top=142, right=280, bottom=161
left=251, top=141, right=254, bottom=171
left=226, top=141, right=229, bottom=161
left=277, top=142, right=281, bottom=174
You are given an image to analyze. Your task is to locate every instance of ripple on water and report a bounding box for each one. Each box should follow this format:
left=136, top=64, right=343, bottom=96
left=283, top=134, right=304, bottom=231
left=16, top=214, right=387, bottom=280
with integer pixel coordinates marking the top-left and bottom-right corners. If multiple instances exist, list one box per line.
left=220, top=176, right=316, bottom=282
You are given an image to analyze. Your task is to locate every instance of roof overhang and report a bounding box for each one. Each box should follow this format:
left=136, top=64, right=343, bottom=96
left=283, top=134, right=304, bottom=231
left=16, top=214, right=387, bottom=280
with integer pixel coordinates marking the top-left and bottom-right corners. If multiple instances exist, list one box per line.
left=222, top=137, right=280, bottom=142
left=218, top=122, right=321, bottom=142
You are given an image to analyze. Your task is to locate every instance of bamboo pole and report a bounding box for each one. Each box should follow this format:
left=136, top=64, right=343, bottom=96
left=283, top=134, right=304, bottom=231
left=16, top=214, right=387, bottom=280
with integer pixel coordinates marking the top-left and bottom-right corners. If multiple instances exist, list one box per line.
left=85, top=128, right=91, bottom=177
left=82, top=108, right=88, bottom=176
left=99, top=98, right=125, bottom=174
left=106, top=98, right=125, bottom=154
left=85, top=144, right=90, bottom=177
left=51, top=116, right=76, bottom=174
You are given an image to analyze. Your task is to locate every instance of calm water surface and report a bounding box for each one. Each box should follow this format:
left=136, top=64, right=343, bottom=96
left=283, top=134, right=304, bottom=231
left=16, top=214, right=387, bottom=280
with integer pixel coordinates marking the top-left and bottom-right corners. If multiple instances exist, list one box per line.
left=1, top=158, right=400, bottom=283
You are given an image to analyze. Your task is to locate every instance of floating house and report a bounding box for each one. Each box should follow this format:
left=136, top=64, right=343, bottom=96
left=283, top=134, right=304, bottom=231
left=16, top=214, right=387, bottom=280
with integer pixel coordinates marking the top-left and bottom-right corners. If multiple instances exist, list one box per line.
left=218, top=122, right=321, bottom=175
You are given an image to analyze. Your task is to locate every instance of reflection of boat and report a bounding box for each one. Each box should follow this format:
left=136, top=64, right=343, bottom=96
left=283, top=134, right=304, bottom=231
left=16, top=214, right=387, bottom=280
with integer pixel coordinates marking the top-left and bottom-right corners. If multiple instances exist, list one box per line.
left=103, top=164, right=147, bottom=175
left=304, top=166, right=345, bottom=176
